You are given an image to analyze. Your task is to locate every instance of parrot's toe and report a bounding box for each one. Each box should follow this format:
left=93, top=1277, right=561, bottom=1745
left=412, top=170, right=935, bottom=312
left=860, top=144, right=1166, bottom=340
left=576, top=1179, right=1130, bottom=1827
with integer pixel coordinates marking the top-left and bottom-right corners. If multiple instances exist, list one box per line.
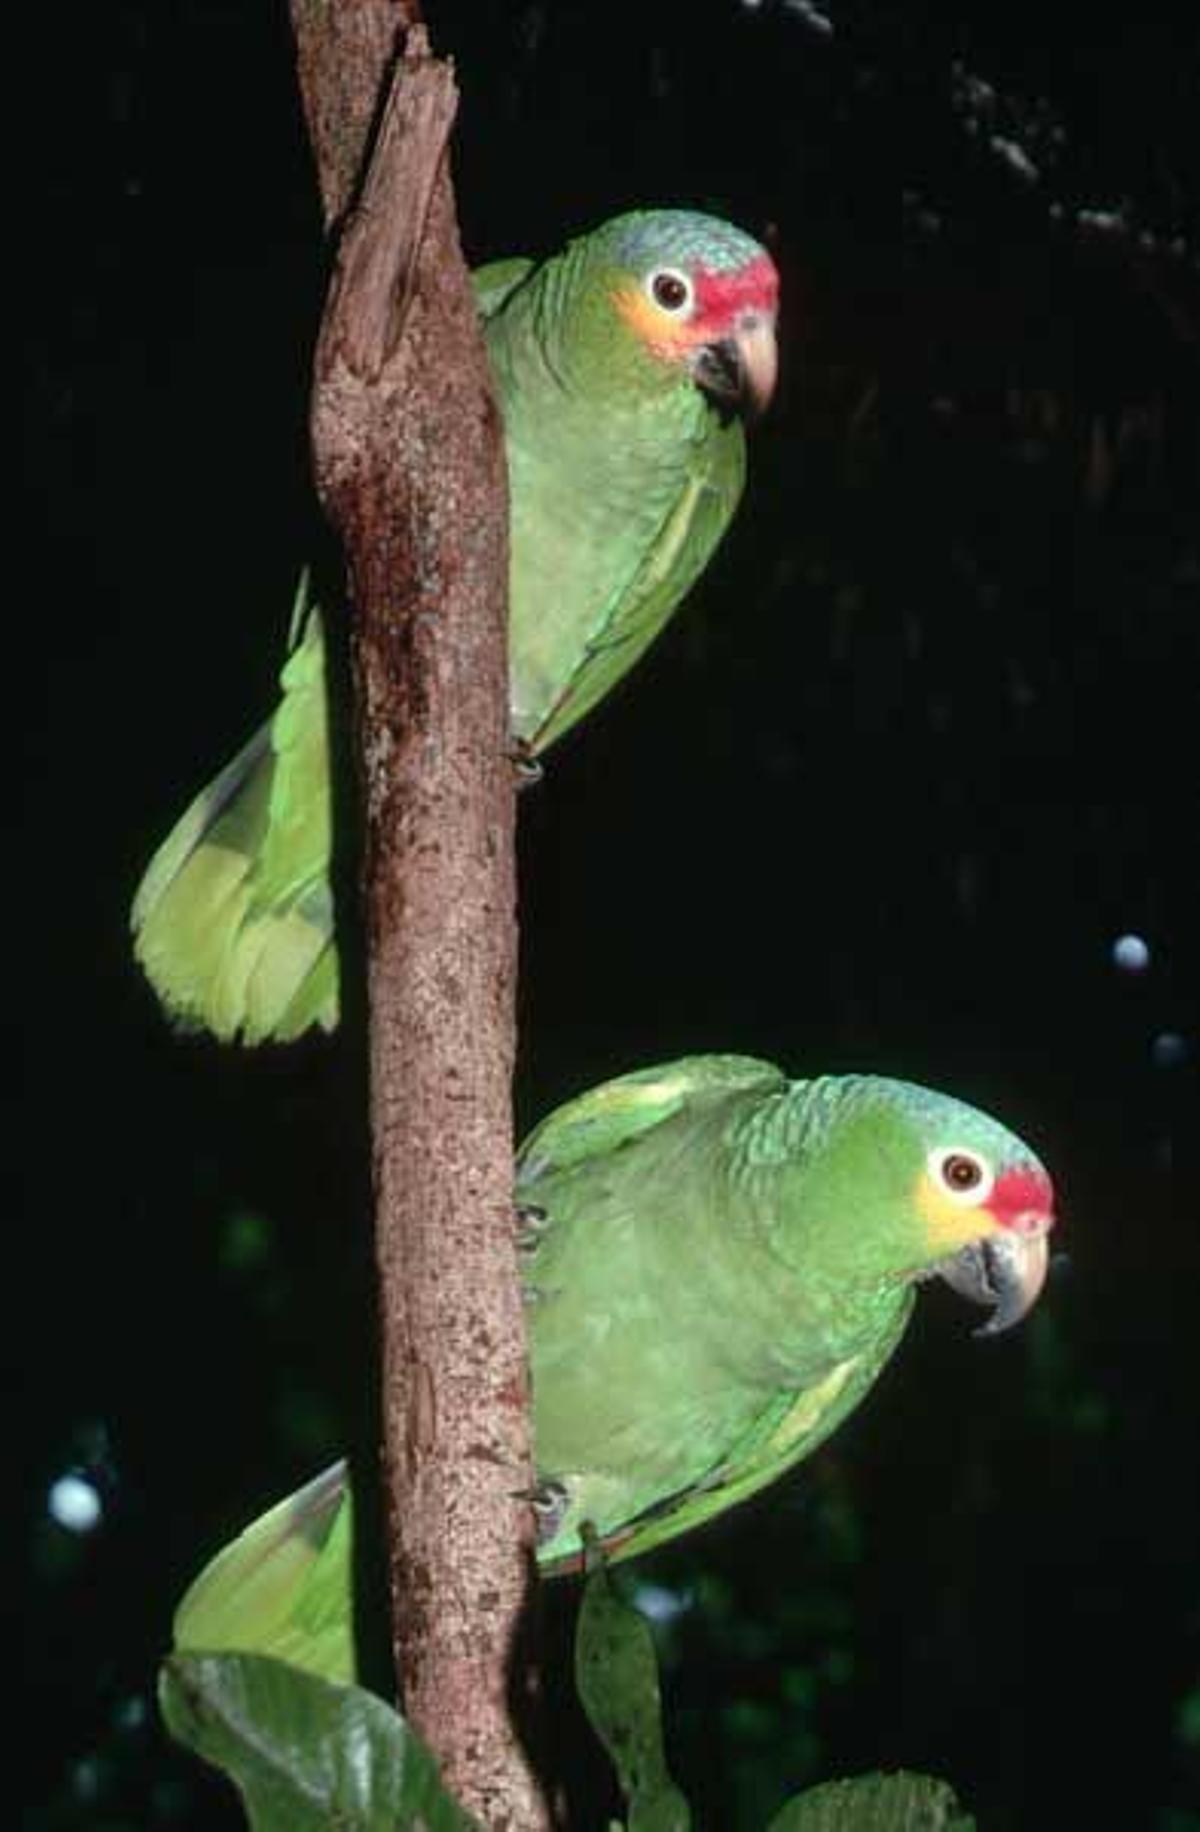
left=513, top=1478, right=571, bottom=1544
left=515, top=1201, right=549, bottom=1251
left=510, top=740, right=543, bottom=788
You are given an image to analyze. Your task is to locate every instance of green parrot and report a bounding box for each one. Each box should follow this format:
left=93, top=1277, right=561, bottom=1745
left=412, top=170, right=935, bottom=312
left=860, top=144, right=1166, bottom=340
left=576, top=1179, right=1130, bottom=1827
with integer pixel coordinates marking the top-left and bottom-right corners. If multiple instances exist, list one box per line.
left=174, top=1054, right=1056, bottom=1683
left=132, top=211, right=779, bottom=1044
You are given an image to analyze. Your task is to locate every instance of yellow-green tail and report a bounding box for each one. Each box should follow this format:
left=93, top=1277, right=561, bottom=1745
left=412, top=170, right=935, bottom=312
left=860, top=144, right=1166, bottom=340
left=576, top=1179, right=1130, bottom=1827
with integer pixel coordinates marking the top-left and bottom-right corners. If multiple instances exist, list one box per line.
left=131, top=581, right=339, bottom=1044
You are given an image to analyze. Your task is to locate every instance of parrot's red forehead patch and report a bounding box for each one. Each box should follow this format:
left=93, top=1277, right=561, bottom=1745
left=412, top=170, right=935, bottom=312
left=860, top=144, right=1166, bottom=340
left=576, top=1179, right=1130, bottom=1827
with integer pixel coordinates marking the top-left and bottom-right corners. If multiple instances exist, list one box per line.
left=692, top=254, right=779, bottom=327
left=993, top=1163, right=1055, bottom=1234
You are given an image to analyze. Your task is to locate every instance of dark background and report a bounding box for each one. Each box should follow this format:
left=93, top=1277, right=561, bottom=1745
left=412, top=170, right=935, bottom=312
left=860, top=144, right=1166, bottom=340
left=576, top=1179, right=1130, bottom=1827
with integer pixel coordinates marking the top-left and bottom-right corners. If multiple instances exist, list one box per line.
left=18, top=3, right=1198, bottom=1827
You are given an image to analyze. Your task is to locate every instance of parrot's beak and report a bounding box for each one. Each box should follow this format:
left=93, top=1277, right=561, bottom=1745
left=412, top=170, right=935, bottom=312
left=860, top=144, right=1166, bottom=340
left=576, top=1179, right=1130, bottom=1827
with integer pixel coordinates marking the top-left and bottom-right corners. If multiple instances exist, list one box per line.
left=692, top=311, right=778, bottom=421
left=937, top=1227, right=1051, bottom=1338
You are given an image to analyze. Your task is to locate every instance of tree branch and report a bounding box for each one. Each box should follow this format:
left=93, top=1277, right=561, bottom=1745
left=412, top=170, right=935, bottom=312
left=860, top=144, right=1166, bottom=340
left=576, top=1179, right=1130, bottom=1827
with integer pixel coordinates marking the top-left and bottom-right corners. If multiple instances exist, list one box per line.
left=291, top=5, right=545, bottom=1823
left=290, top=0, right=406, bottom=231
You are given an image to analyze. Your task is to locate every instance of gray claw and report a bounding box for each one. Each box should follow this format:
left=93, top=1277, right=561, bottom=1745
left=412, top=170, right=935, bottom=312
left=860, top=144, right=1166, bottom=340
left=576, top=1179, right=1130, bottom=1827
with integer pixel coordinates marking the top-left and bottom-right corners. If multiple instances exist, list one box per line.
left=512, top=1477, right=570, bottom=1543
left=515, top=1201, right=549, bottom=1252
left=511, top=741, right=543, bottom=788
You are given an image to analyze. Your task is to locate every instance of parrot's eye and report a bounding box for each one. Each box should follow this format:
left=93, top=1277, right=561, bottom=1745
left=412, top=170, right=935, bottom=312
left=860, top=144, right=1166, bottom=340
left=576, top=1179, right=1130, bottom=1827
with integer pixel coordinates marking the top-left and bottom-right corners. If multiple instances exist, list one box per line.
left=648, top=268, right=694, bottom=315
left=928, top=1146, right=994, bottom=1206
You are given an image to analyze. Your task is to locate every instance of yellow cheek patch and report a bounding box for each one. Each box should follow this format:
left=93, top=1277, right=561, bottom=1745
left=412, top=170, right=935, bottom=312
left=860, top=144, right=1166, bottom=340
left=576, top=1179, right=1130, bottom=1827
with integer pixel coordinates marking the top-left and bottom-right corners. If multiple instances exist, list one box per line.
left=612, top=281, right=694, bottom=361
left=913, top=1168, right=999, bottom=1255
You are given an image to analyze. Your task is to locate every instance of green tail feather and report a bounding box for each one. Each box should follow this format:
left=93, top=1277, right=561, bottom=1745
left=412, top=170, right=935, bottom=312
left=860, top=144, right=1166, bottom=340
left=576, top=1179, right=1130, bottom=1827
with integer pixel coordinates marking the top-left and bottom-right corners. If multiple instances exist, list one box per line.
left=131, top=578, right=339, bottom=1044
left=173, top=1462, right=355, bottom=1686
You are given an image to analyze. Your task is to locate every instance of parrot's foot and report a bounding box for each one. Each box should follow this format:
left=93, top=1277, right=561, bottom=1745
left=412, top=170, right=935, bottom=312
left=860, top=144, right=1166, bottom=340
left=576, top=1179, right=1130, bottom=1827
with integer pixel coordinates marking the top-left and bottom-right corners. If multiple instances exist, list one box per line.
left=510, top=739, right=544, bottom=789
left=515, top=1201, right=549, bottom=1251
left=513, top=1477, right=571, bottom=1545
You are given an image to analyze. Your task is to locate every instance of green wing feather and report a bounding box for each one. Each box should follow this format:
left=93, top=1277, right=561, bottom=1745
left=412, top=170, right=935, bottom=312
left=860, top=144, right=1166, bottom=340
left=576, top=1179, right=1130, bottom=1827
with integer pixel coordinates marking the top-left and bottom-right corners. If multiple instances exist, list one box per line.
left=517, top=1053, right=782, bottom=1180
left=525, top=420, right=744, bottom=754
left=541, top=1302, right=911, bottom=1573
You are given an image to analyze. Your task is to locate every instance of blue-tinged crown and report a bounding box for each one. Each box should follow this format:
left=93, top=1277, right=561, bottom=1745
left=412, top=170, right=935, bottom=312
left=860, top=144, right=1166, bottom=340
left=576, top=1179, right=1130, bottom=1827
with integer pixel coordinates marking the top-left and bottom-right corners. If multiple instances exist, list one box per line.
left=730, top=1073, right=1043, bottom=1178
left=598, top=208, right=767, bottom=275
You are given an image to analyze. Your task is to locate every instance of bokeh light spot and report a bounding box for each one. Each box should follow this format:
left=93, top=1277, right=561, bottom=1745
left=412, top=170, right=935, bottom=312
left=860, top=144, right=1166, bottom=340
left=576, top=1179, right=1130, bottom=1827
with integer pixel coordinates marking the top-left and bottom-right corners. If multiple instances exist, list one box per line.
left=1151, top=1031, right=1189, bottom=1069
left=48, top=1473, right=102, bottom=1533
left=1111, top=932, right=1150, bottom=972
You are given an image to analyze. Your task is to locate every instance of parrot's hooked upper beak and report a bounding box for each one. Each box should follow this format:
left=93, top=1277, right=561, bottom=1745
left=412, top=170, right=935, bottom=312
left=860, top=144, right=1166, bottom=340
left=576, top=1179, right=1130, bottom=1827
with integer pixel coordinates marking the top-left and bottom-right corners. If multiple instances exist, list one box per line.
left=937, top=1227, right=1051, bottom=1338
left=691, top=309, right=778, bottom=420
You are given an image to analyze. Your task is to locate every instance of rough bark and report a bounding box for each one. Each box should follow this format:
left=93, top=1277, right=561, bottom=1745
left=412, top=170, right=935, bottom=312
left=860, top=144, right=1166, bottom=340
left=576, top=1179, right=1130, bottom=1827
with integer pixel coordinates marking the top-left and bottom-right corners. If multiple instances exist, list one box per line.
left=290, top=5, right=546, bottom=1824
left=290, top=0, right=403, bottom=228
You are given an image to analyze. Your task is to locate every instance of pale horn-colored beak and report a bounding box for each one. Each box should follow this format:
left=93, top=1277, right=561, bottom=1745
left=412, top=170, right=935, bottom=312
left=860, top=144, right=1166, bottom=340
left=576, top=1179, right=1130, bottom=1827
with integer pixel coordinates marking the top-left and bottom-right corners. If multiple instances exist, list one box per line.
left=692, top=311, right=778, bottom=420
left=939, top=1228, right=1051, bottom=1338
left=730, top=311, right=778, bottom=419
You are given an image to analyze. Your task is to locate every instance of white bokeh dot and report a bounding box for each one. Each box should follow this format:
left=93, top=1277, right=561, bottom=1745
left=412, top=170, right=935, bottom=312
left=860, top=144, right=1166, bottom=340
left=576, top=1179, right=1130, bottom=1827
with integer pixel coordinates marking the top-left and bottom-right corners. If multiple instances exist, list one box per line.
left=1111, top=933, right=1151, bottom=973
left=48, top=1473, right=103, bottom=1533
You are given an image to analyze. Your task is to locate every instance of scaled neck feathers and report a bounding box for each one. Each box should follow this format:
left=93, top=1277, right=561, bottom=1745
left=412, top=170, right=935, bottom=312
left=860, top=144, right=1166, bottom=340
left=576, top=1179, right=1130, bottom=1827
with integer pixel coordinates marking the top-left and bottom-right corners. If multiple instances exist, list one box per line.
left=723, top=1075, right=930, bottom=1312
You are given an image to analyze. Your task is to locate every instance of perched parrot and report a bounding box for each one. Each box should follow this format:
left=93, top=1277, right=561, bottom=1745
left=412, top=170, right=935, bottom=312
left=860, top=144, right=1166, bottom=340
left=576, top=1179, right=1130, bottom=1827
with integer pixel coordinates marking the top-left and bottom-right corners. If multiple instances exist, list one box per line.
left=174, top=1054, right=1056, bottom=1684
left=132, top=211, right=779, bottom=1044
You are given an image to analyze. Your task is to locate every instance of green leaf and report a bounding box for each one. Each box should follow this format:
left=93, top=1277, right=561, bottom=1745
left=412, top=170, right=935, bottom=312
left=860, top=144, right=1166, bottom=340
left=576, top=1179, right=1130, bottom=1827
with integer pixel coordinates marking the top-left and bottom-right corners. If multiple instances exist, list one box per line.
left=574, top=1560, right=692, bottom=1830
left=159, top=1651, right=479, bottom=1831
left=768, top=1771, right=974, bottom=1831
